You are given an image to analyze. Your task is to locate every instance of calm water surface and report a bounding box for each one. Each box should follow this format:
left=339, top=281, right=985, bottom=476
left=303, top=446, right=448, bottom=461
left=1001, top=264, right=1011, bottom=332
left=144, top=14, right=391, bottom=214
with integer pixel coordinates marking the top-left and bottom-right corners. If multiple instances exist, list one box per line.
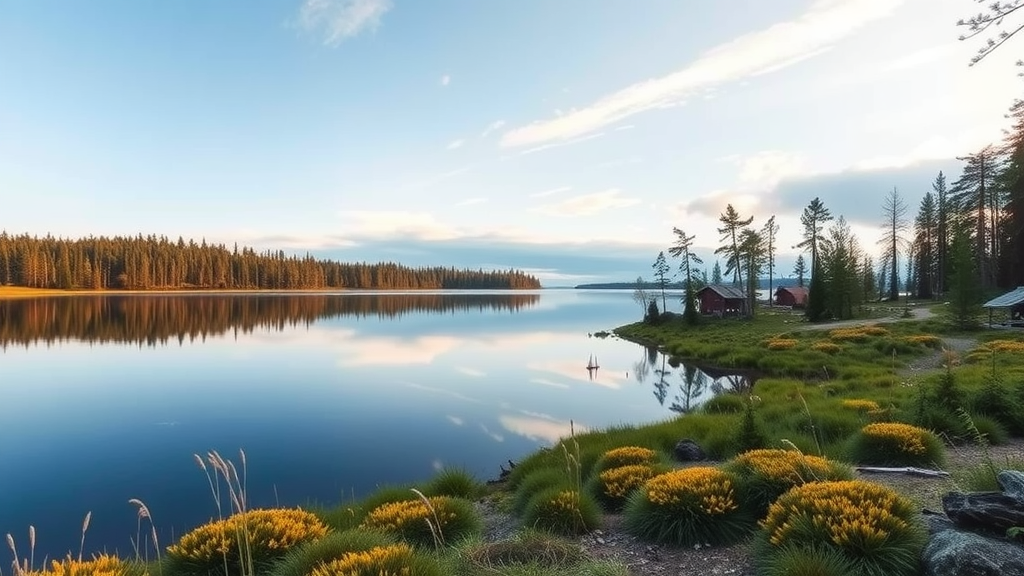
left=0, top=290, right=750, bottom=559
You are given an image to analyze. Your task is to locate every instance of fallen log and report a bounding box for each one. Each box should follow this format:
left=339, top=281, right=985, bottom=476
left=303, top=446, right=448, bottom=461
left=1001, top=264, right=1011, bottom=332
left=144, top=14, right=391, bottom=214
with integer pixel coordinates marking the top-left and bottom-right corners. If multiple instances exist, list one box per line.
left=855, top=466, right=951, bottom=478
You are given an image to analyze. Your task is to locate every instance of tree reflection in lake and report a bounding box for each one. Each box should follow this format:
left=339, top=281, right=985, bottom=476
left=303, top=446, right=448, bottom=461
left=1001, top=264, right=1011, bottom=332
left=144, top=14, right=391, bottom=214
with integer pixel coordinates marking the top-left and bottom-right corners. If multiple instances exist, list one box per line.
left=637, top=345, right=757, bottom=413
left=0, top=292, right=541, bottom=348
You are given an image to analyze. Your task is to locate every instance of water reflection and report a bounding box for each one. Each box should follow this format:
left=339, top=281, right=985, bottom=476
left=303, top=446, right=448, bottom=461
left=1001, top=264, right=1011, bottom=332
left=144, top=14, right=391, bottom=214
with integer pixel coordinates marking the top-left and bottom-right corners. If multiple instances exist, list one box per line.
left=0, top=293, right=540, bottom=348
left=641, top=346, right=756, bottom=414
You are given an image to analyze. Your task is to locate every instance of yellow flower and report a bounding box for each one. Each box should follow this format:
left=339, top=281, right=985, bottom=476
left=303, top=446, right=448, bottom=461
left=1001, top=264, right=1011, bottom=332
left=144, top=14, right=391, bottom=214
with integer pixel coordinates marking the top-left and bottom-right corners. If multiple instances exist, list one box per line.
left=982, top=339, right=1024, bottom=354
left=860, top=422, right=929, bottom=456
left=811, top=341, right=842, bottom=354
left=732, top=449, right=837, bottom=485
left=23, top=554, right=130, bottom=576
left=828, top=326, right=889, bottom=341
left=360, top=497, right=457, bottom=534
left=761, top=480, right=913, bottom=549
left=643, top=467, right=737, bottom=516
left=841, top=399, right=881, bottom=412
left=599, top=465, right=658, bottom=498
left=308, top=544, right=413, bottom=576
left=601, top=446, right=658, bottom=468
left=167, top=508, right=327, bottom=562
left=904, top=335, right=940, bottom=347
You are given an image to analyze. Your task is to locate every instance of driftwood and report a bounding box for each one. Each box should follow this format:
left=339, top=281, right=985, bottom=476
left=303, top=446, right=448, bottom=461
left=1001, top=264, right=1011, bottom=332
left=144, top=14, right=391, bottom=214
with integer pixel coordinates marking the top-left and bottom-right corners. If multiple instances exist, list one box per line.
left=855, top=466, right=951, bottom=478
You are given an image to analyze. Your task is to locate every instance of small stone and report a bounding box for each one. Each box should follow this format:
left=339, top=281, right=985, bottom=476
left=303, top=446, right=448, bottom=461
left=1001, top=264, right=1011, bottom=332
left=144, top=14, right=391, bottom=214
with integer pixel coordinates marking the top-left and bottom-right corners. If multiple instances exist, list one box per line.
left=999, top=470, right=1024, bottom=501
left=596, top=537, right=605, bottom=544
left=673, top=438, right=707, bottom=462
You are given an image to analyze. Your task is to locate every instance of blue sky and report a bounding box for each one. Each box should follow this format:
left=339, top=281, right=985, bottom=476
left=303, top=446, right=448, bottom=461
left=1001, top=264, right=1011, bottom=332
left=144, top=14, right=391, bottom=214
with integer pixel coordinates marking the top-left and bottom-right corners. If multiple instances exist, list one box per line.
left=0, top=0, right=1020, bottom=286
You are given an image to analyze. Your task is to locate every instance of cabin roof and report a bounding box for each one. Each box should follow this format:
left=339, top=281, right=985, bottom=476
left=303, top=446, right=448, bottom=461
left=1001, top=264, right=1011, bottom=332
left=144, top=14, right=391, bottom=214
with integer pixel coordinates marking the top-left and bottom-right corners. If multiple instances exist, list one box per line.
left=983, top=286, right=1024, bottom=308
left=775, top=286, right=809, bottom=298
left=698, top=284, right=747, bottom=300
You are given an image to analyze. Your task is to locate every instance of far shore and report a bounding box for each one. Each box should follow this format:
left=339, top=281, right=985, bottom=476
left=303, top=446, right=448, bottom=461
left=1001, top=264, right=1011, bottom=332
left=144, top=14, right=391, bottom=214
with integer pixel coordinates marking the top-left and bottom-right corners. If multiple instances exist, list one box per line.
left=0, top=286, right=545, bottom=300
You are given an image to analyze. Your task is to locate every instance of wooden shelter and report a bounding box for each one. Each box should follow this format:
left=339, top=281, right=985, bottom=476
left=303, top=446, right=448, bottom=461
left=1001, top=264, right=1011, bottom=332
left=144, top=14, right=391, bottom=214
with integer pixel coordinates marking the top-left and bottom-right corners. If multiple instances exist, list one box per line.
left=983, top=286, right=1024, bottom=327
left=696, top=284, right=748, bottom=317
left=774, top=286, right=809, bottom=308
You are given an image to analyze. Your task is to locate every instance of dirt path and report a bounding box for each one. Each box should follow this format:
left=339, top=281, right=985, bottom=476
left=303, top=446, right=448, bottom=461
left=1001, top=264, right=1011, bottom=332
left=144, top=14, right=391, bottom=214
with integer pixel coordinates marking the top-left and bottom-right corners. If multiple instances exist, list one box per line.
left=793, top=305, right=936, bottom=332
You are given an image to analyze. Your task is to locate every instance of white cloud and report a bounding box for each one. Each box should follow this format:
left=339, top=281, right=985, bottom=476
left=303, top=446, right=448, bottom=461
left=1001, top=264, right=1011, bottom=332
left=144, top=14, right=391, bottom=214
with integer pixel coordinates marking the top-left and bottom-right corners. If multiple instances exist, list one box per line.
left=455, top=366, right=486, bottom=377
left=530, top=186, right=572, bottom=198
left=336, top=211, right=461, bottom=241
left=500, top=0, right=905, bottom=147
left=297, top=0, right=392, bottom=46
left=499, top=414, right=587, bottom=444
left=480, top=120, right=506, bottom=138
left=535, top=189, right=641, bottom=217
left=440, top=74, right=451, bottom=86
left=446, top=415, right=465, bottom=426
left=529, top=378, right=570, bottom=389
left=519, top=132, right=605, bottom=156
left=479, top=424, right=505, bottom=443
left=454, top=197, right=487, bottom=207
left=446, top=139, right=465, bottom=150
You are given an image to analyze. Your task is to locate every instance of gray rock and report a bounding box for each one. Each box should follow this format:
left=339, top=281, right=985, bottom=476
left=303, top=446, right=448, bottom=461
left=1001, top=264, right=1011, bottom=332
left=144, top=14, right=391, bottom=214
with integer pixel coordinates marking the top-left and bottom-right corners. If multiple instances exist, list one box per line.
left=673, top=438, right=706, bottom=462
left=922, top=509, right=956, bottom=535
left=943, top=491, right=1024, bottom=534
left=923, top=529, right=1024, bottom=576
left=999, top=470, right=1024, bottom=501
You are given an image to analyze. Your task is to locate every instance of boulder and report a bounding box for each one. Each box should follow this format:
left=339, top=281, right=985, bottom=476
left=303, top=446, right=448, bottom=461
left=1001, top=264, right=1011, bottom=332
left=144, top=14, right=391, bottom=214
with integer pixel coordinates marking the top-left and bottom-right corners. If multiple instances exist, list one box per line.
left=923, top=529, right=1024, bottom=576
left=672, top=438, right=706, bottom=462
left=943, top=491, right=1024, bottom=535
left=1000, top=470, right=1024, bottom=501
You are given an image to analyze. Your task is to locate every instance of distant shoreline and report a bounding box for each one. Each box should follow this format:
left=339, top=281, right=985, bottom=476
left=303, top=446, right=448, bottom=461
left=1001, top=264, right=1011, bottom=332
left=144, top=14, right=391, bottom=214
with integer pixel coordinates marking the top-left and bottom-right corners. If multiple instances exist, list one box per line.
left=0, top=286, right=544, bottom=300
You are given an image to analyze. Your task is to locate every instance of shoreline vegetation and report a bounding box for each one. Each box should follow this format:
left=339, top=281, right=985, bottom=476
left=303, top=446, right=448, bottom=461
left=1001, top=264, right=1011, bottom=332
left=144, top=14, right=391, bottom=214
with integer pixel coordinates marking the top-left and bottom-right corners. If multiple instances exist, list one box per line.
left=8, top=302, right=1024, bottom=576
left=0, top=285, right=543, bottom=301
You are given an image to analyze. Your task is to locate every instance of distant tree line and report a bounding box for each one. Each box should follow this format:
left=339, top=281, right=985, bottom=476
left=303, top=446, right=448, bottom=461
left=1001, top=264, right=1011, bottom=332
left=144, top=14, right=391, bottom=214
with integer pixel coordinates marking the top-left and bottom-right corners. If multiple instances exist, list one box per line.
left=0, top=233, right=542, bottom=291
left=0, top=292, right=541, bottom=348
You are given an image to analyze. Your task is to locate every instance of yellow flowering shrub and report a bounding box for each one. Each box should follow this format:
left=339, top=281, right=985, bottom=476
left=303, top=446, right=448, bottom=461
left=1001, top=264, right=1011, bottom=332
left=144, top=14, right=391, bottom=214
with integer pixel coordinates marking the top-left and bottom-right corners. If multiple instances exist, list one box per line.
left=623, top=467, right=752, bottom=545
left=841, top=399, right=881, bottom=412
left=308, top=544, right=414, bottom=576
left=360, top=496, right=480, bottom=546
left=588, top=464, right=661, bottom=511
left=828, top=326, right=889, bottom=341
left=167, top=508, right=327, bottom=572
left=765, top=338, right=798, bottom=351
left=847, top=422, right=945, bottom=467
left=904, top=335, right=941, bottom=347
left=23, top=555, right=143, bottom=576
left=522, top=488, right=601, bottom=537
left=811, top=341, right=842, bottom=354
left=982, top=339, right=1024, bottom=354
left=597, top=446, right=658, bottom=470
left=758, top=480, right=925, bottom=576
left=725, top=449, right=852, bottom=517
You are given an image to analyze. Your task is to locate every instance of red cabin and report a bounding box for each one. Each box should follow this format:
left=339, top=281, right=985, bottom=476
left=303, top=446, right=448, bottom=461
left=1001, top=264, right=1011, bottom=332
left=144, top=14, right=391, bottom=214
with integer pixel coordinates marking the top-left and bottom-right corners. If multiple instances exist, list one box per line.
left=696, top=284, right=748, bottom=317
left=774, top=286, right=809, bottom=308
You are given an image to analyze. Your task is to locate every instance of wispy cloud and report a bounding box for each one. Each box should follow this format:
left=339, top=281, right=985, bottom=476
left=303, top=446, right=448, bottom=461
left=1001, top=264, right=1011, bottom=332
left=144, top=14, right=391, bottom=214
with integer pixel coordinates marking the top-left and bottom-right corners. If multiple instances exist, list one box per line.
left=455, top=366, right=486, bottom=377
left=446, top=415, right=464, bottom=426
left=440, top=74, right=451, bottom=86
left=455, top=198, right=487, bottom=207
left=500, top=0, right=904, bottom=147
left=480, top=120, right=506, bottom=138
left=535, top=189, right=641, bottom=217
left=519, top=132, right=605, bottom=156
left=297, top=0, right=393, bottom=46
left=446, top=139, right=465, bottom=150
left=530, top=186, right=572, bottom=198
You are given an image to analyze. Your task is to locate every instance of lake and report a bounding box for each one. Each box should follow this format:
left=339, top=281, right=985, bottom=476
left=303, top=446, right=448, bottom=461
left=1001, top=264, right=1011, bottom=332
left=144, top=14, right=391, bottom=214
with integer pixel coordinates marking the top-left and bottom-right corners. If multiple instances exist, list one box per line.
left=0, top=290, right=753, bottom=560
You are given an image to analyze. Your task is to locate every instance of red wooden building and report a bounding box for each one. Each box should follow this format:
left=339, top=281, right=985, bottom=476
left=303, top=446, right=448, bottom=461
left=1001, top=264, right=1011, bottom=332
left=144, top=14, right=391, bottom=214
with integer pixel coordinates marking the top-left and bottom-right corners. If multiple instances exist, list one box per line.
left=774, top=286, right=809, bottom=308
left=696, top=284, right=748, bottom=317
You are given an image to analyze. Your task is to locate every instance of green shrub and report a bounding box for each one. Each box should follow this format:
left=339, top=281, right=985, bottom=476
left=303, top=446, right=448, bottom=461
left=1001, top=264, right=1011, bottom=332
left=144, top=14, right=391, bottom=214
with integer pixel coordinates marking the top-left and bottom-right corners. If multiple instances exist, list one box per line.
left=724, top=449, right=853, bottom=518
left=459, top=529, right=585, bottom=569
left=359, top=495, right=481, bottom=547
left=846, top=422, right=946, bottom=467
left=622, top=467, right=752, bottom=546
left=511, top=468, right=569, bottom=515
left=586, top=463, right=666, bottom=512
left=758, top=544, right=859, bottom=576
left=270, top=530, right=433, bottom=576
left=354, top=485, right=420, bottom=520
left=303, top=542, right=442, bottom=576
left=703, top=394, right=746, bottom=414
left=756, top=480, right=926, bottom=576
left=972, top=378, right=1024, bottom=435
left=970, top=414, right=1010, bottom=446
left=422, top=467, right=484, bottom=499
left=315, top=504, right=363, bottom=532
left=165, top=508, right=329, bottom=576
left=736, top=400, right=767, bottom=452
left=957, top=455, right=1024, bottom=492
left=522, top=488, right=601, bottom=537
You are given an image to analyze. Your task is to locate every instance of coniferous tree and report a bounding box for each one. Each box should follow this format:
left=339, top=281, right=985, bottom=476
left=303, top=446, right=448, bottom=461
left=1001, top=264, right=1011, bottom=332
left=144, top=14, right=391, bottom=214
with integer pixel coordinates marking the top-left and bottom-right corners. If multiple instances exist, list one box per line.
left=762, top=216, right=779, bottom=307
left=956, top=1, right=1023, bottom=65
left=711, top=261, right=723, bottom=285
left=914, top=191, right=938, bottom=299
left=793, top=255, right=807, bottom=287
left=714, top=205, right=753, bottom=289
left=947, top=228, right=983, bottom=329
left=652, top=251, right=671, bottom=312
left=998, top=98, right=1024, bottom=287
left=951, top=146, right=1002, bottom=288
left=796, top=198, right=833, bottom=273
left=861, top=256, right=876, bottom=303
left=933, top=171, right=951, bottom=294
left=738, top=229, right=764, bottom=317
left=878, top=187, right=909, bottom=301
left=668, top=228, right=703, bottom=325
